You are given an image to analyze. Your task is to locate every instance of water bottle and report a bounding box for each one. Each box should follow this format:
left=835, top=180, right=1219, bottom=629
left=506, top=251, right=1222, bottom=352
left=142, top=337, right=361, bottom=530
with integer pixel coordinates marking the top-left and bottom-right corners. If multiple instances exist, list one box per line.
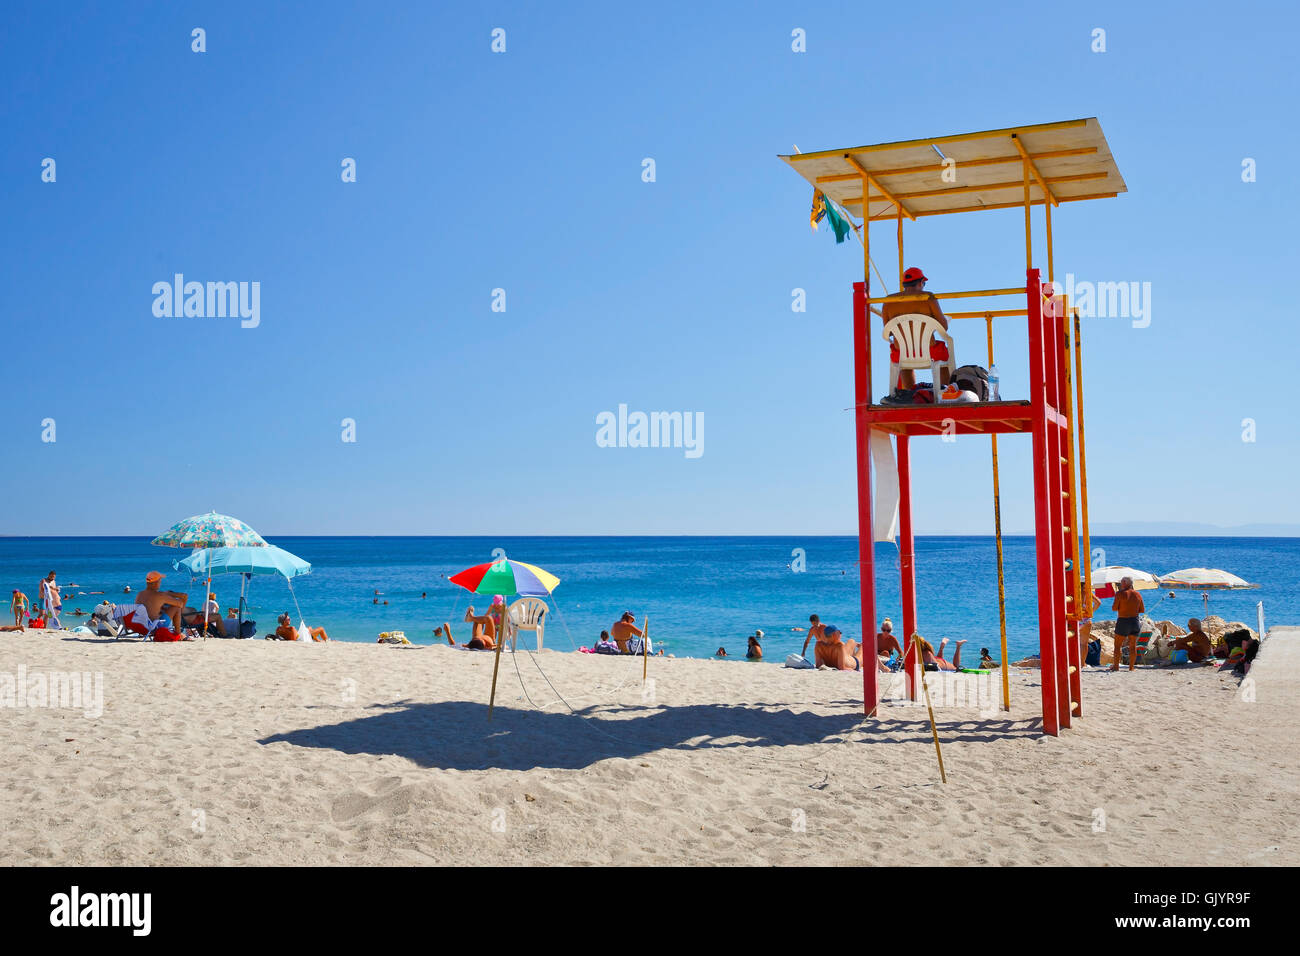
left=988, top=364, right=1000, bottom=401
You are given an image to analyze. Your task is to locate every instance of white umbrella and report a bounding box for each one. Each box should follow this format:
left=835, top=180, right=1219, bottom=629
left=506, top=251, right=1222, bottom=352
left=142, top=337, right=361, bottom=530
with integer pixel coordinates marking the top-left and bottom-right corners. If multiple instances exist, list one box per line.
left=1158, top=568, right=1256, bottom=590
left=1091, top=566, right=1159, bottom=596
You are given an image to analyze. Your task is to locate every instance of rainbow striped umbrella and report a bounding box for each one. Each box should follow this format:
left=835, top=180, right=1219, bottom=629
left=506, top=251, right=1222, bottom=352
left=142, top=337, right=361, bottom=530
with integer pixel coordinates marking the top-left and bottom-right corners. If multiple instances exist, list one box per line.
left=449, top=559, right=559, bottom=597
left=151, top=511, right=267, bottom=549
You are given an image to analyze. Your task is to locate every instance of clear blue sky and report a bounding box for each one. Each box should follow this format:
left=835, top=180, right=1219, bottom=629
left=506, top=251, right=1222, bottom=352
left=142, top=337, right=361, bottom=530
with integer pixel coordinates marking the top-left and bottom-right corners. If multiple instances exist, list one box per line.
left=2, top=0, right=1297, bottom=535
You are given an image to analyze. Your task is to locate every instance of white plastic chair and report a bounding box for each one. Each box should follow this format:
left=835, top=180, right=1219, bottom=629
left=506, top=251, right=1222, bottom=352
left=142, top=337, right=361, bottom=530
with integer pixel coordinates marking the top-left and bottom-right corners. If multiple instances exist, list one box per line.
left=882, top=313, right=955, bottom=398
left=506, top=597, right=548, bottom=652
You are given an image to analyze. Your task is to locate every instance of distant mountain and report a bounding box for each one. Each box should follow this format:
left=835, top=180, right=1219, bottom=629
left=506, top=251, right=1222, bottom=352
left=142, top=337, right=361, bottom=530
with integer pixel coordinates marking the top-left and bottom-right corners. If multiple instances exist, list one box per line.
left=1000, top=521, right=1300, bottom=537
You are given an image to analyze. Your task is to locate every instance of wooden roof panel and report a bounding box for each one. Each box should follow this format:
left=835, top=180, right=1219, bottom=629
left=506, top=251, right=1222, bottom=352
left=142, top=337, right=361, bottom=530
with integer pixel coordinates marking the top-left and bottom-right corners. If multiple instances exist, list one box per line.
left=782, top=117, right=1125, bottom=221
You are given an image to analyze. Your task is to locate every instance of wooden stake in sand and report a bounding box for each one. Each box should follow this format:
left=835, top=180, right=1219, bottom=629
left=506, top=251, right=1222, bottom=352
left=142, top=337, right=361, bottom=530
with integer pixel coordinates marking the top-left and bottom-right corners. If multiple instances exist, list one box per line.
left=642, top=615, right=650, bottom=682
left=487, top=612, right=506, bottom=722
left=908, top=633, right=947, bottom=784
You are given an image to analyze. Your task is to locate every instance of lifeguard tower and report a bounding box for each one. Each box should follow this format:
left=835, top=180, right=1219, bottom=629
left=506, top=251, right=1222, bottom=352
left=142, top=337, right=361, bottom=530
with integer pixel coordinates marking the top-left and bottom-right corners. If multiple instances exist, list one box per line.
left=781, top=118, right=1127, bottom=736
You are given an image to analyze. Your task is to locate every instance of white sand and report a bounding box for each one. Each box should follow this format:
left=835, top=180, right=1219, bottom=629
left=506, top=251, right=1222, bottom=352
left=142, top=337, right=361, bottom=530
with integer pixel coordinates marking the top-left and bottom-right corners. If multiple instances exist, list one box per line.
left=2, top=628, right=1296, bottom=866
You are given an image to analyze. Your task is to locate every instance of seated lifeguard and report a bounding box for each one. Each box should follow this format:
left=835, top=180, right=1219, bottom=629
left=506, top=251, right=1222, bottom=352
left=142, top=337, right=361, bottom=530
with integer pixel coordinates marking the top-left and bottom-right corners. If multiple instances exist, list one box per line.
left=882, top=266, right=950, bottom=392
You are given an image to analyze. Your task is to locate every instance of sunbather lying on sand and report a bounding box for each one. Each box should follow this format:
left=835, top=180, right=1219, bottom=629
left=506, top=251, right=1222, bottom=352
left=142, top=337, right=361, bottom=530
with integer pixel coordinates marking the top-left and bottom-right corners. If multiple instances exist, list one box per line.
left=269, top=613, right=328, bottom=642
left=800, top=615, right=863, bottom=671
left=917, top=635, right=966, bottom=671
left=448, top=605, right=498, bottom=649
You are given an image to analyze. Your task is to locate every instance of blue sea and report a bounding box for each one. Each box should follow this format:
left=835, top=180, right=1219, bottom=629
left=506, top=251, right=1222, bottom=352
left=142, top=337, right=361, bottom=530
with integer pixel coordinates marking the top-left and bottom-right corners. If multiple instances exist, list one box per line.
left=2, top=536, right=1291, bottom=661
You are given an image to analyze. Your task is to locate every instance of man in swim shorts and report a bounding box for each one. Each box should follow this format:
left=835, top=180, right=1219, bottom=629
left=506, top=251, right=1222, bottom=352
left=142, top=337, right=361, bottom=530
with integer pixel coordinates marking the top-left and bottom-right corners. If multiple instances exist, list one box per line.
left=1110, top=576, right=1145, bottom=671
left=881, top=267, right=951, bottom=393
left=136, top=571, right=189, bottom=634
left=800, top=615, right=862, bottom=670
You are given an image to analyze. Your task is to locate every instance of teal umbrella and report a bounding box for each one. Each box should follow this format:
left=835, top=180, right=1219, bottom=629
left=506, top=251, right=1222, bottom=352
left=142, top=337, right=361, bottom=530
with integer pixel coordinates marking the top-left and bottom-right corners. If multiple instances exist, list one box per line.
left=173, top=545, right=311, bottom=636
left=152, top=512, right=268, bottom=637
left=175, top=545, right=310, bottom=578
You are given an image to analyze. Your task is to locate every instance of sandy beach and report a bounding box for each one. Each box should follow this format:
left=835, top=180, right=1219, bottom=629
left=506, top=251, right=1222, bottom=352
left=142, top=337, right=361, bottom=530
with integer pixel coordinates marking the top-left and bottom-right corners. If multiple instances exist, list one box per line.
left=2, top=628, right=1296, bottom=867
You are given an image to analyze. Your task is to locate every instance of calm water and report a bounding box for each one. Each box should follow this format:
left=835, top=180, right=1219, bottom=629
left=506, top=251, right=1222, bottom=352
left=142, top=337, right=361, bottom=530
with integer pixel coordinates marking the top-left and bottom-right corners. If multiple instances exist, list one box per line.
left=2, top=536, right=1289, bottom=661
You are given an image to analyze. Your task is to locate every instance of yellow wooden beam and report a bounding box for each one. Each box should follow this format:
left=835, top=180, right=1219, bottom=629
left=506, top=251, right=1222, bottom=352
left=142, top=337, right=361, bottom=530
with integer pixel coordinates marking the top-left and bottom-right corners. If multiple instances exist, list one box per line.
left=1012, top=133, right=1058, bottom=206
left=846, top=155, right=916, bottom=220
left=864, top=191, right=1118, bottom=220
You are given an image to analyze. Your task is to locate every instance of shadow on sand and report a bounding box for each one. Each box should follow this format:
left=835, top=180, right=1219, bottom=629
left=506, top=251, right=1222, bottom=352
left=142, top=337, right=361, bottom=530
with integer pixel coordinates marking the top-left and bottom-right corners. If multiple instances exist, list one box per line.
left=259, top=699, right=1042, bottom=772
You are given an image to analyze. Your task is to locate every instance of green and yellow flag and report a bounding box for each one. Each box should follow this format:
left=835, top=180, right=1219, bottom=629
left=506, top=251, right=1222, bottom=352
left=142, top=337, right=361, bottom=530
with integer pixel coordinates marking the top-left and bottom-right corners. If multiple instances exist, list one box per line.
left=810, top=189, right=851, bottom=243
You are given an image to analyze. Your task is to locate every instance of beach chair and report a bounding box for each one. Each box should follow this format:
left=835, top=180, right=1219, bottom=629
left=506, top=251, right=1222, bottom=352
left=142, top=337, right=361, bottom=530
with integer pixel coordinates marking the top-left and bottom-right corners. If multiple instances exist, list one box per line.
left=881, top=313, right=955, bottom=397
left=506, top=597, right=548, bottom=652
left=1134, top=628, right=1154, bottom=665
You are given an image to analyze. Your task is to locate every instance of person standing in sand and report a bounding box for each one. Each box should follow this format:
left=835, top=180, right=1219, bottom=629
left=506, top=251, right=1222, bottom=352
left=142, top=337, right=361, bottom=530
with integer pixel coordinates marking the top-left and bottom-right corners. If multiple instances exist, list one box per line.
left=11, top=590, right=30, bottom=630
left=136, top=571, right=189, bottom=634
left=39, top=571, right=62, bottom=629
left=1110, top=576, right=1145, bottom=671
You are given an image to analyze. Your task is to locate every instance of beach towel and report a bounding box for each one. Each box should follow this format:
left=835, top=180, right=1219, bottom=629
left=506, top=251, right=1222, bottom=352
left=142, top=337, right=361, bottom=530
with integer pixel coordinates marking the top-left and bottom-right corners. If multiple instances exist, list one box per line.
left=784, top=654, right=814, bottom=669
left=40, top=580, right=62, bottom=629
left=869, top=431, right=900, bottom=543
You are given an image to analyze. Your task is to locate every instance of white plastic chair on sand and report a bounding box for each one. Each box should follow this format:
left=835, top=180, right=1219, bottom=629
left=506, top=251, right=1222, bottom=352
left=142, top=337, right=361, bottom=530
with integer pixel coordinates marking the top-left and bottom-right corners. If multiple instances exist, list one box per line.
left=882, top=313, right=955, bottom=398
left=506, top=597, right=548, bottom=652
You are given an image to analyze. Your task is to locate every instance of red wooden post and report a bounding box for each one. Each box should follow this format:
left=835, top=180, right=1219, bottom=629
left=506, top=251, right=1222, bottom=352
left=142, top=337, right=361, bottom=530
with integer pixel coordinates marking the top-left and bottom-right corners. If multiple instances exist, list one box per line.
left=1043, top=294, right=1071, bottom=730
left=898, top=435, right=919, bottom=700
left=1027, top=269, right=1060, bottom=736
left=853, top=282, right=878, bottom=717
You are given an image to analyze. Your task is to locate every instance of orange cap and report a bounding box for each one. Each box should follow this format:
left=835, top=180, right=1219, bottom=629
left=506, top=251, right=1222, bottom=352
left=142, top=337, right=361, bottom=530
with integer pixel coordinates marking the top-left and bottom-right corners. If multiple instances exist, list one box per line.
left=146, top=571, right=163, bottom=584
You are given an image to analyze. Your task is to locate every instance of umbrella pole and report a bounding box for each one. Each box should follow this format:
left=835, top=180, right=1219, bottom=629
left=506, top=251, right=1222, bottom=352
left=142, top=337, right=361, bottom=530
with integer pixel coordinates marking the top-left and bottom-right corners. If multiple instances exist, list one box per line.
left=202, top=548, right=211, bottom=640
left=488, top=619, right=507, bottom=721
left=642, top=615, right=650, bottom=683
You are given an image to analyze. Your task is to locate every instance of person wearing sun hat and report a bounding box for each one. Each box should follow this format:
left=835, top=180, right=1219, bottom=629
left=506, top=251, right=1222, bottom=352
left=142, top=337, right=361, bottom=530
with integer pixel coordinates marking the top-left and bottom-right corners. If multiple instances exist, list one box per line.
left=881, top=266, right=951, bottom=396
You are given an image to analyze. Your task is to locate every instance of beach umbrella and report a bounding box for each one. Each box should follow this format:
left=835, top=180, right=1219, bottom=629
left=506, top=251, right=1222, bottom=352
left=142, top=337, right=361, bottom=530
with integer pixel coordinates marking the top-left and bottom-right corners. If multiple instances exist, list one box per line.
left=174, top=544, right=311, bottom=635
left=449, top=558, right=560, bottom=598
left=1158, top=568, right=1256, bottom=590
left=152, top=511, right=268, bottom=637
left=1159, top=567, right=1256, bottom=616
left=449, top=558, right=560, bottom=720
left=1090, top=565, right=1159, bottom=598
left=174, top=545, right=310, bottom=579
left=151, top=511, right=267, bottom=549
